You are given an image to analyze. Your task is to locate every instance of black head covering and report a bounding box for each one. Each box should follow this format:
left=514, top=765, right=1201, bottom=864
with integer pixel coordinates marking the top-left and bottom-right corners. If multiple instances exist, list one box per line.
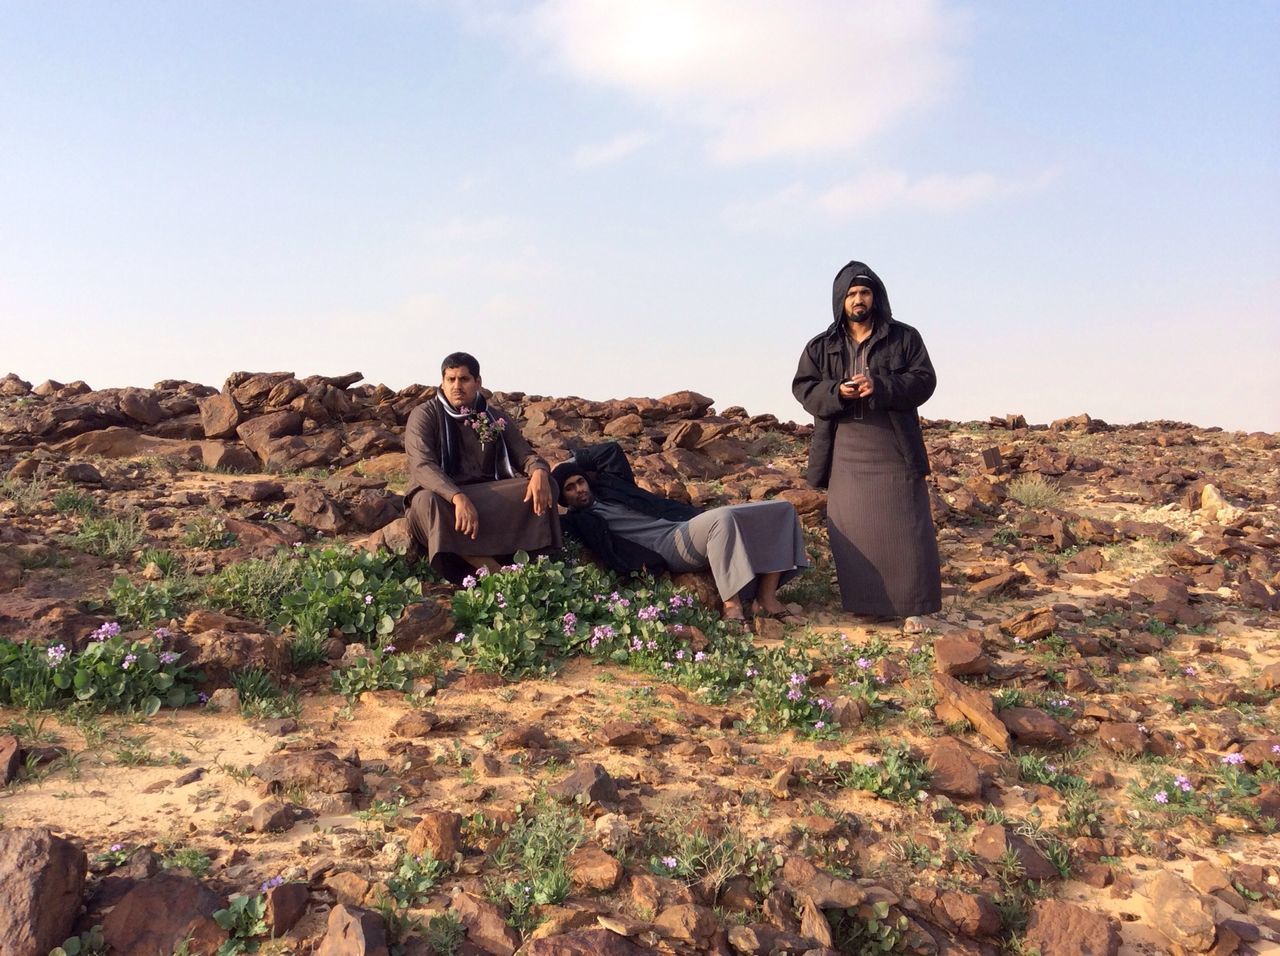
left=550, top=459, right=587, bottom=506
left=831, top=260, right=892, bottom=326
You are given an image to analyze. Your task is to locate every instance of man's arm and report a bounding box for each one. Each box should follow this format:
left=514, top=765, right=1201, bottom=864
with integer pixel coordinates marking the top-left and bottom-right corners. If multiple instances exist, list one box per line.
left=867, top=328, right=937, bottom=412
left=404, top=404, right=463, bottom=501
left=792, top=341, right=851, bottom=419
left=571, top=441, right=635, bottom=483
left=499, top=410, right=551, bottom=479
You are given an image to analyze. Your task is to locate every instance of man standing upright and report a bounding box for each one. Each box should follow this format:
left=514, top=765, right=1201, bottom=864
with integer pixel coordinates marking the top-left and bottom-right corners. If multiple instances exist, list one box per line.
left=552, top=442, right=808, bottom=625
left=404, top=352, right=560, bottom=581
left=792, top=260, right=941, bottom=620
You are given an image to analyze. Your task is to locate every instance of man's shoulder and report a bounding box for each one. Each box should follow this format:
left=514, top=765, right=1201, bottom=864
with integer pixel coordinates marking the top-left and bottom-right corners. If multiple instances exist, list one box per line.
left=407, top=400, right=440, bottom=424
left=886, top=319, right=925, bottom=341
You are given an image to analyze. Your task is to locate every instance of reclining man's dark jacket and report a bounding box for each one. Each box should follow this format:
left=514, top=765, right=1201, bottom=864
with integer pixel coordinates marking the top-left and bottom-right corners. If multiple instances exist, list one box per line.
left=560, top=442, right=701, bottom=575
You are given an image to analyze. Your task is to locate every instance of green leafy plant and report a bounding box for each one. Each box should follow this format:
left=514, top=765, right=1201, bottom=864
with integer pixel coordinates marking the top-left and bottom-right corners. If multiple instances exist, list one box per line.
left=836, top=745, right=931, bottom=804
left=204, top=551, right=307, bottom=624
left=424, top=912, right=465, bottom=956
left=52, top=487, right=99, bottom=516
left=0, top=623, right=200, bottom=715
left=163, top=846, right=213, bottom=878
left=212, top=893, right=269, bottom=955
left=278, top=546, right=426, bottom=647
left=331, top=648, right=423, bottom=700
left=107, top=574, right=196, bottom=627
left=182, top=514, right=238, bottom=550
left=829, top=901, right=911, bottom=955
left=49, top=924, right=106, bottom=956
left=386, top=851, right=451, bottom=908
left=0, top=475, right=51, bottom=514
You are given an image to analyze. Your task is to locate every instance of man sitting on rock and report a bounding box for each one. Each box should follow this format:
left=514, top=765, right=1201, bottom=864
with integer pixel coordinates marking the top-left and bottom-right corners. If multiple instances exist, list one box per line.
left=551, top=442, right=809, bottom=625
left=404, top=352, right=560, bottom=581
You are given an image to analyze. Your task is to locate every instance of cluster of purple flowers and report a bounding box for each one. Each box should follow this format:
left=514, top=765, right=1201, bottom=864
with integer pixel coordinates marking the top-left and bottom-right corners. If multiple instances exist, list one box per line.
left=667, top=594, right=695, bottom=609
left=158, top=651, right=181, bottom=666
left=604, top=592, right=631, bottom=614
left=589, top=624, right=615, bottom=649
left=637, top=604, right=662, bottom=622
left=90, top=621, right=121, bottom=642
left=364, top=593, right=375, bottom=605
left=153, top=626, right=172, bottom=640
left=260, top=875, right=285, bottom=893
left=1221, top=752, right=1246, bottom=767
left=855, top=656, right=873, bottom=670
left=46, top=644, right=69, bottom=667
left=1173, top=774, right=1193, bottom=793
left=561, top=612, right=577, bottom=636
left=495, top=592, right=507, bottom=609
left=121, top=653, right=138, bottom=670
left=1153, top=790, right=1170, bottom=804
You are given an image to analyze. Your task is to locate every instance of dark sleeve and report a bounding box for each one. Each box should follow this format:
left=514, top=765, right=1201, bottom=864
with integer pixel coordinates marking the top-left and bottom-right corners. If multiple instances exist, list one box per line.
left=491, top=405, right=548, bottom=477
left=868, top=328, right=937, bottom=412
left=571, top=441, right=635, bottom=484
left=404, top=404, right=462, bottom=501
left=563, top=510, right=658, bottom=575
left=792, top=340, right=850, bottom=419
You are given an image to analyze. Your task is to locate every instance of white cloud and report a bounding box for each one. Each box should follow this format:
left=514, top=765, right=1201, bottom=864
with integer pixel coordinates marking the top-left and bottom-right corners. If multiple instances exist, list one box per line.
left=572, top=130, right=653, bottom=168
left=725, top=166, right=1061, bottom=227
left=489, top=0, right=965, bottom=163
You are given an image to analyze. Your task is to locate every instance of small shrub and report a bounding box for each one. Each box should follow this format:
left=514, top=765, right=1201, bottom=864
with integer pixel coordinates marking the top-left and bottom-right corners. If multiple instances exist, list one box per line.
left=1007, top=474, right=1065, bottom=510
left=230, top=666, right=300, bottom=719
left=424, top=912, right=465, bottom=956
left=278, top=546, right=426, bottom=647
left=181, top=514, right=237, bottom=550
left=331, top=648, right=426, bottom=700
left=108, top=575, right=196, bottom=627
left=52, top=487, right=99, bottom=515
left=0, top=475, right=51, bottom=514
left=163, top=846, right=213, bottom=878
left=751, top=647, right=841, bottom=737
left=205, top=551, right=306, bottom=624
left=74, top=511, right=146, bottom=559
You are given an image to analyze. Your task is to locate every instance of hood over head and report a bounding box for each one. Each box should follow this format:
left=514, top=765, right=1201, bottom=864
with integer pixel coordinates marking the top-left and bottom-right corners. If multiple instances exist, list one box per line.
left=831, top=260, right=892, bottom=325
left=550, top=459, right=587, bottom=506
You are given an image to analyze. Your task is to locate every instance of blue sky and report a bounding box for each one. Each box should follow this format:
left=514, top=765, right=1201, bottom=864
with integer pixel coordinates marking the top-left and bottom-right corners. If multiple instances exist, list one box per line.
left=3, top=1, right=1277, bottom=431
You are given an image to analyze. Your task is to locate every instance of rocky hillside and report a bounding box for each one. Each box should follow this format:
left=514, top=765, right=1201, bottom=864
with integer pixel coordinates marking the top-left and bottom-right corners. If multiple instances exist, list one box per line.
left=0, top=369, right=1277, bottom=956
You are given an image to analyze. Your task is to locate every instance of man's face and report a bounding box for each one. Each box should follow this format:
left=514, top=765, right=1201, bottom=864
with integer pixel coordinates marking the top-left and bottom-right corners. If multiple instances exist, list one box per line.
left=441, top=365, right=481, bottom=409
left=843, top=284, right=874, bottom=321
left=561, top=474, right=593, bottom=509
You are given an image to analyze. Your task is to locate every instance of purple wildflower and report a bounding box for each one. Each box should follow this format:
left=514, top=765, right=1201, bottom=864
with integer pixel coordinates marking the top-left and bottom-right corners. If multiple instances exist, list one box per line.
left=661, top=856, right=677, bottom=869
left=788, top=672, right=806, bottom=686
left=461, top=575, right=477, bottom=589
left=675, top=650, right=685, bottom=661
left=454, top=632, right=466, bottom=643
left=121, top=653, right=138, bottom=670
left=1221, top=753, right=1246, bottom=766
left=495, top=592, right=507, bottom=609
left=91, top=621, right=121, bottom=642
left=1183, top=666, right=1196, bottom=676
left=153, top=626, right=172, bottom=640
left=855, top=657, right=873, bottom=670
left=814, top=720, right=826, bottom=730
left=694, top=651, right=706, bottom=662
left=159, top=651, right=180, bottom=665
left=1174, top=775, right=1192, bottom=793
left=383, top=645, right=396, bottom=654
left=364, top=594, right=374, bottom=605
left=475, top=566, right=489, bottom=579
left=562, top=612, right=577, bottom=636
left=109, top=843, right=124, bottom=852
left=638, top=604, right=662, bottom=622
left=46, top=644, right=68, bottom=667
left=745, top=667, right=758, bottom=678
left=662, top=661, right=673, bottom=670
left=260, top=875, right=285, bottom=893
left=1153, top=790, right=1169, bottom=804
left=787, top=688, right=802, bottom=701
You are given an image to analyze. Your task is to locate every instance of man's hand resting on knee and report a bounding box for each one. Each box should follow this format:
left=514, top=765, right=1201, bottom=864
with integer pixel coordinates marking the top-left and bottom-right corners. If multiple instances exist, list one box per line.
left=452, top=493, right=480, bottom=539
left=524, top=469, right=553, bottom=516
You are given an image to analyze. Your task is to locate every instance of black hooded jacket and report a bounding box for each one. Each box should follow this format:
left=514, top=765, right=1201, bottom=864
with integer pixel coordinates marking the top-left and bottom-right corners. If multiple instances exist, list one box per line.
left=791, top=261, right=936, bottom=488
left=551, top=442, right=701, bottom=575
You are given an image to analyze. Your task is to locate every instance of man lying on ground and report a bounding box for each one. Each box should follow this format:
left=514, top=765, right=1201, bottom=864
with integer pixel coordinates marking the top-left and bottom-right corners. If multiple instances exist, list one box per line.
left=551, top=442, right=809, bottom=625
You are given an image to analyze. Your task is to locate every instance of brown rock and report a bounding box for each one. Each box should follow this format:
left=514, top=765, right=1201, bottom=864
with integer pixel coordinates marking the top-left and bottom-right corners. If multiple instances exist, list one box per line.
left=261, top=430, right=344, bottom=471
left=102, top=873, right=227, bottom=956
left=596, top=720, right=661, bottom=747
left=654, top=903, right=717, bottom=944
left=198, top=392, right=242, bottom=439
left=999, top=707, right=1074, bottom=748
left=315, top=904, right=389, bottom=956
left=326, top=871, right=373, bottom=907
left=972, top=824, right=1058, bottom=881
left=970, top=570, right=1024, bottom=599
left=495, top=725, right=550, bottom=750
left=1025, top=899, right=1119, bottom=955
left=1098, top=722, right=1148, bottom=756
left=263, top=881, right=309, bottom=936
left=251, top=800, right=294, bottom=833
left=391, top=710, right=440, bottom=737
left=1130, top=574, right=1190, bottom=605
left=657, top=391, right=715, bottom=418
left=201, top=441, right=260, bottom=472
left=119, top=387, right=165, bottom=425
left=1146, top=871, right=1216, bottom=952
left=547, top=761, right=619, bottom=806
left=780, top=855, right=869, bottom=909
left=926, top=739, right=982, bottom=798
left=407, top=811, right=463, bottom=861
left=933, top=633, right=990, bottom=676
left=451, top=891, right=520, bottom=956
left=175, top=628, right=289, bottom=686
left=290, top=485, right=347, bottom=533
left=0, top=734, right=19, bottom=785
left=932, top=673, right=1011, bottom=751
left=520, top=929, right=647, bottom=955
left=937, top=889, right=1002, bottom=937
left=0, top=828, right=87, bottom=956
left=1001, top=606, right=1057, bottom=641
left=254, top=750, right=364, bottom=793
left=603, top=413, right=645, bottom=437
left=567, top=846, right=623, bottom=891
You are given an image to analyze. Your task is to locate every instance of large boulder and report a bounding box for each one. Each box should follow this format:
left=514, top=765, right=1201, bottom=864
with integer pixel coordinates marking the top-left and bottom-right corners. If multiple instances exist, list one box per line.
left=0, top=828, right=87, bottom=956
left=101, top=873, right=227, bottom=955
